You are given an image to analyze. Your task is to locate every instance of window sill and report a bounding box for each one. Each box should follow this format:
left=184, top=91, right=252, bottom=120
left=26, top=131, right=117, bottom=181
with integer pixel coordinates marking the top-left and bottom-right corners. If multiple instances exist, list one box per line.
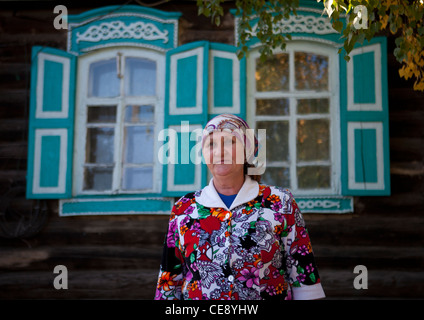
left=59, top=196, right=174, bottom=216
left=295, top=195, right=353, bottom=213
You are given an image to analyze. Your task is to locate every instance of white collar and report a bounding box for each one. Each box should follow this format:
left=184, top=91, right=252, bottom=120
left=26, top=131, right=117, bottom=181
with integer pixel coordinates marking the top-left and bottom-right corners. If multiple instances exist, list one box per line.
left=196, top=175, right=259, bottom=210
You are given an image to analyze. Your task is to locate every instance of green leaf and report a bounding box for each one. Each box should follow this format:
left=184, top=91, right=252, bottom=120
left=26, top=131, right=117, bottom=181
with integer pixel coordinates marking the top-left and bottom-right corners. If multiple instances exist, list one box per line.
left=333, top=20, right=344, bottom=33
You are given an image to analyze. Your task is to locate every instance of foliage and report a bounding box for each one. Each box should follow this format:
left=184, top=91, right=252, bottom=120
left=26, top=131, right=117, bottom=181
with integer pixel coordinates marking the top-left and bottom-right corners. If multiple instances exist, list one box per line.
left=196, top=0, right=424, bottom=91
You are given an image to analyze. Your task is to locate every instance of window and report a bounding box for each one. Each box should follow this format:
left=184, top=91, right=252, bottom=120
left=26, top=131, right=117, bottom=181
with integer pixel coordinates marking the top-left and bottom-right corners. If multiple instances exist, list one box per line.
left=247, top=42, right=340, bottom=195
left=74, top=48, right=165, bottom=195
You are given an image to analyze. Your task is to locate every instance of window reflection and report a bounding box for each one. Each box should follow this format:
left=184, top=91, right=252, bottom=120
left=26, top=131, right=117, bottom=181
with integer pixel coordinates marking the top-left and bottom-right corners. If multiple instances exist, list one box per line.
left=87, top=106, right=116, bottom=123
left=89, top=59, right=120, bottom=97
left=297, top=119, right=330, bottom=161
left=257, top=121, right=289, bottom=162
left=295, top=52, right=328, bottom=91
left=125, top=58, right=156, bottom=96
left=83, top=167, right=113, bottom=191
left=256, top=99, right=289, bottom=116
left=122, top=167, right=153, bottom=190
left=85, top=128, right=114, bottom=164
left=297, top=166, right=330, bottom=189
left=256, top=53, right=289, bottom=92
left=123, top=126, right=154, bottom=164
left=124, top=105, right=154, bottom=123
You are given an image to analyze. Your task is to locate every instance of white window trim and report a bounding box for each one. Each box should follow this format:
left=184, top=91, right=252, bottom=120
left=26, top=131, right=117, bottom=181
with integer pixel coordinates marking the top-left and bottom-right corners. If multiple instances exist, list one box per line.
left=246, top=41, right=341, bottom=195
left=209, top=49, right=240, bottom=114
left=347, top=43, right=382, bottom=111
left=169, top=47, right=204, bottom=115
left=36, top=53, right=70, bottom=119
left=74, top=47, right=165, bottom=196
left=347, top=121, right=384, bottom=190
left=33, top=128, right=68, bottom=194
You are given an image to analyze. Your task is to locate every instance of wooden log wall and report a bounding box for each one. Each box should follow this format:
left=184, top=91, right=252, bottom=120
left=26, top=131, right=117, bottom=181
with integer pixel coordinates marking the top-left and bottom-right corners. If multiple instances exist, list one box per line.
left=0, top=1, right=423, bottom=299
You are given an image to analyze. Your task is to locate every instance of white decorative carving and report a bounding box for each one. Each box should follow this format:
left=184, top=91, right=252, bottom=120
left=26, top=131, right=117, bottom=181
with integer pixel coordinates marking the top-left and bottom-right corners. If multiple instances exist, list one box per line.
left=247, top=14, right=338, bottom=37
left=297, top=199, right=340, bottom=210
left=76, top=21, right=169, bottom=44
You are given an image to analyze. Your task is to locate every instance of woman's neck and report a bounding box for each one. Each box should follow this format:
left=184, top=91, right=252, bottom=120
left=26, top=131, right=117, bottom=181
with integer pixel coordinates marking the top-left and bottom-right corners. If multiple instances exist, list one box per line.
left=213, top=173, right=245, bottom=196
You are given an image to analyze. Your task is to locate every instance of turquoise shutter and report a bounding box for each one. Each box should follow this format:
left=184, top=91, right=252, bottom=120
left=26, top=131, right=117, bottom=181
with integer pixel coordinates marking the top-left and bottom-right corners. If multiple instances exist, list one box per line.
left=340, top=37, right=390, bottom=196
left=26, top=46, right=76, bottom=199
left=162, top=41, right=209, bottom=196
left=209, top=43, right=246, bottom=118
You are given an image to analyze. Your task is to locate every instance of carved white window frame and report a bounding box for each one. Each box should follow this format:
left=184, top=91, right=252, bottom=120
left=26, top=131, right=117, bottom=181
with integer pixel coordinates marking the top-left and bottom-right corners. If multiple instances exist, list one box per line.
left=246, top=41, right=341, bottom=196
left=73, top=47, right=165, bottom=196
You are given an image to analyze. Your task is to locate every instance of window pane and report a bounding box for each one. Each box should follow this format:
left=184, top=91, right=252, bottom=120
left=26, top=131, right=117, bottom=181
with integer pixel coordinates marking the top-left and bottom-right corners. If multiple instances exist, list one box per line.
left=123, top=126, right=154, bottom=164
left=89, top=59, right=120, bottom=97
left=125, top=57, right=156, bottom=96
left=297, top=166, right=330, bottom=189
left=295, top=52, right=328, bottom=91
left=256, top=99, right=289, bottom=116
left=83, top=167, right=113, bottom=191
left=87, top=106, right=117, bottom=123
left=297, top=99, right=329, bottom=114
left=122, top=167, right=153, bottom=190
left=261, top=167, right=290, bottom=188
left=124, top=105, right=154, bottom=123
left=256, top=53, right=289, bottom=92
left=256, top=121, right=289, bottom=162
left=86, top=128, right=114, bottom=163
left=297, top=119, right=329, bottom=161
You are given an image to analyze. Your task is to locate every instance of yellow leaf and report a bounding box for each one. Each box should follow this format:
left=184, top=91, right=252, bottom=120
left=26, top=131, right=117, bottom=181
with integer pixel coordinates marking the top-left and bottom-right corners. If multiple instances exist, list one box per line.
left=398, top=65, right=406, bottom=78
left=413, top=80, right=424, bottom=91
left=381, top=16, right=389, bottom=29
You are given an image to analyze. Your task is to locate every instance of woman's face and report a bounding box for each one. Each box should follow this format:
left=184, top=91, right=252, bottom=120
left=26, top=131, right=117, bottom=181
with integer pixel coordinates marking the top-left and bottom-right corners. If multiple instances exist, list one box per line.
left=202, top=131, right=245, bottom=179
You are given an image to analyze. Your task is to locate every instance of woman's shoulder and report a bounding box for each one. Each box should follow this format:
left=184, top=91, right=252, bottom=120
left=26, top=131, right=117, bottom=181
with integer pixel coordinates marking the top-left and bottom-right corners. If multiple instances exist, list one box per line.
left=171, top=191, right=197, bottom=216
left=259, top=183, right=294, bottom=200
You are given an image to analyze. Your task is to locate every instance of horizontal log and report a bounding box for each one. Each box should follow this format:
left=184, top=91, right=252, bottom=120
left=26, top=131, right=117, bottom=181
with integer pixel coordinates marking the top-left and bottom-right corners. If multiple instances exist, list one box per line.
left=0, top=245, right=163, bottom=271
left=389, top=138, right=424, bottom=162
left=313, top=245, right=424, bottom=271
left=0, top=33, right=66, bottom=47
left=0, top=89, right=28, bottom=105
left=0, top=268, right=158, bottom=299
left=390, top=161, right=424, bottom=176
left=0, top=119, right=28, bottom=133
left=0, top=142, right=27, bottom=159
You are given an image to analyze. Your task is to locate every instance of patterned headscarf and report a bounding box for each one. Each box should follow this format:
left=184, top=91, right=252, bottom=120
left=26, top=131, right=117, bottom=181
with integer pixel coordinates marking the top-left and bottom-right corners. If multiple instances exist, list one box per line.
left=202, top=114, right=259, bottom=163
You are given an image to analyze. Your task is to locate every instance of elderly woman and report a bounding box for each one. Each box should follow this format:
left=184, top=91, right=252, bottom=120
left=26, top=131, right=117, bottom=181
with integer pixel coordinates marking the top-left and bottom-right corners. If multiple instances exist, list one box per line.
left=154, top=114, right=325, bottom=300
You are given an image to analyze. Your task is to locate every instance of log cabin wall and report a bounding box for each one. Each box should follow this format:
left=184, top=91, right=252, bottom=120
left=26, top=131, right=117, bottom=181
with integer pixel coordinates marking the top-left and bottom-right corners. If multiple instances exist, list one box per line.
left=0, top=1, right=423, bottom=299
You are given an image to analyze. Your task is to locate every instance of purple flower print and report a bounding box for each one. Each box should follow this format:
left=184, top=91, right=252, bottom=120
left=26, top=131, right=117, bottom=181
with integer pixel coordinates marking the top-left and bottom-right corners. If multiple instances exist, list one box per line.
left=306, top=263, right=314, bottom=274
left=297, top=273, right=306, bottom=283
left=238, top=267, right=260, bottom=288
left=297, top=244, right=309, bottom=256
left=273, top=211, right=284, bottom=223
left=266, top=285, right=276, bottom=296
left=166, top=219, right=177, bottom=247
left=185, top=205, right=194, bottom=215
left=180, top=196, right=191, bottom=203
left=300, top=229, right=308, bottom=238
left=271, top=201, right=282, bottom=212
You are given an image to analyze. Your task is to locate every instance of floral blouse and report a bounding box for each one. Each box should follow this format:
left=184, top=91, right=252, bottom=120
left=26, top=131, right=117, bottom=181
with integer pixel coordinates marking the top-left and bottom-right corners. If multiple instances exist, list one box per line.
left=154, top=176, right=325, bottom=300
